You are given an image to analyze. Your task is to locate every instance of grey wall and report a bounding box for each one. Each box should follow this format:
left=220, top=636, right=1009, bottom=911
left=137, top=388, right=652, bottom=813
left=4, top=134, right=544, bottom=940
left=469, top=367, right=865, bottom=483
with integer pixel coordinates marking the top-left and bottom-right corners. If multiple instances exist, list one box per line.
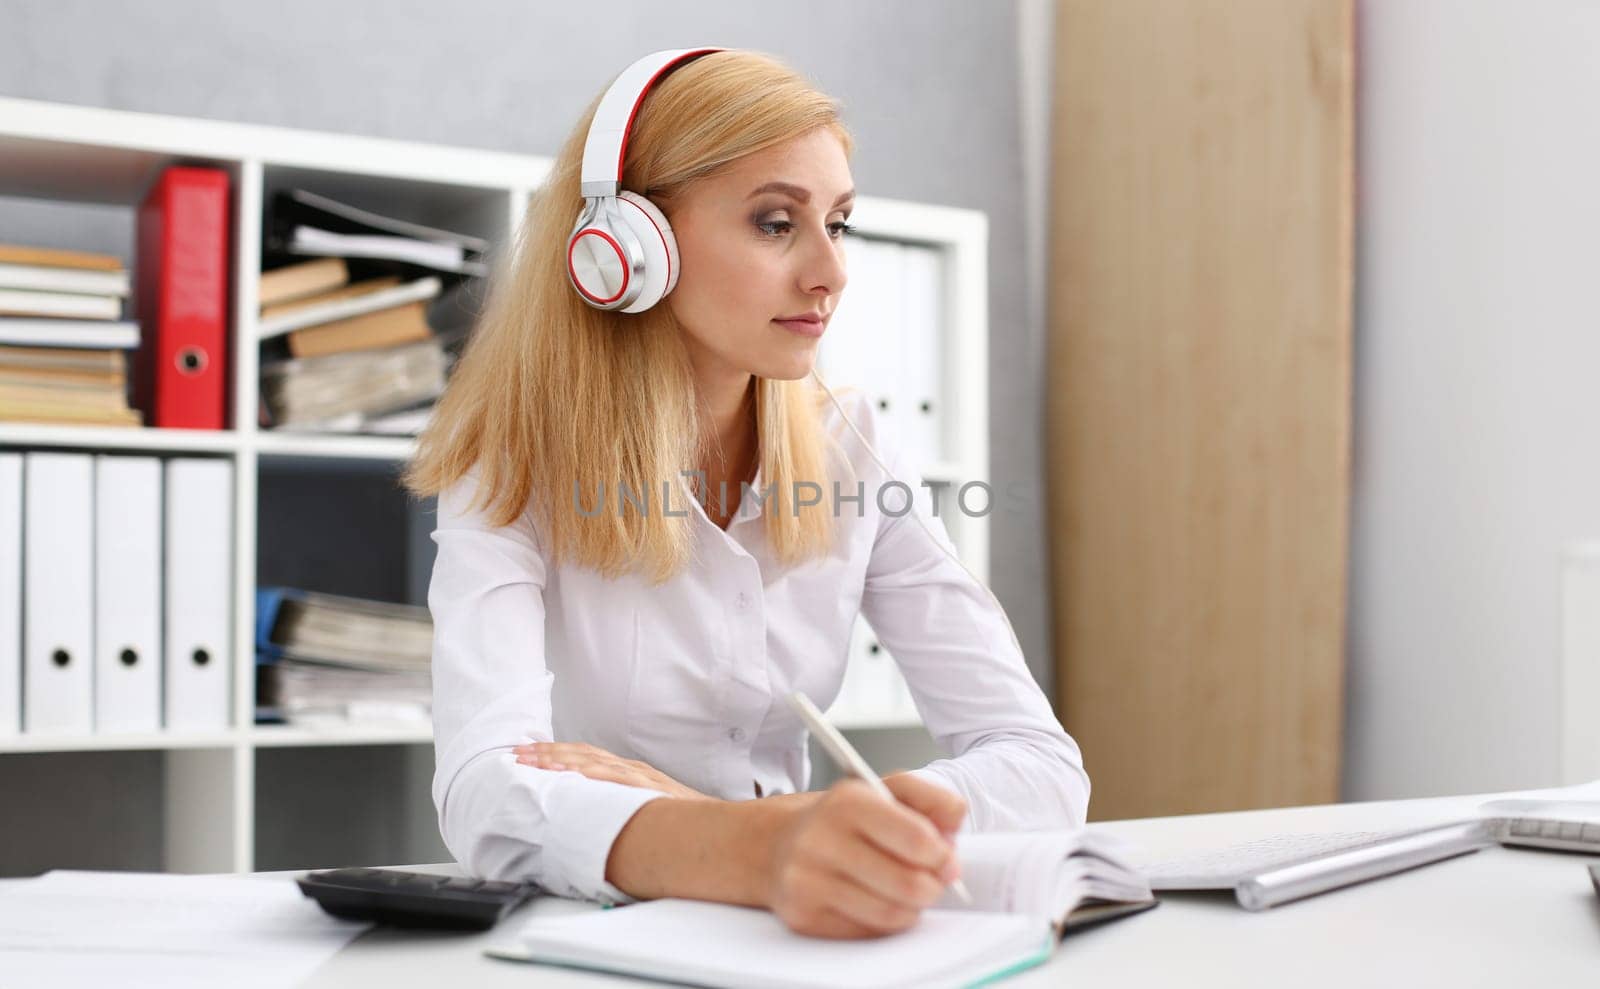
left=1346, top=0, right=1600, bottom=800
left=0, top=0, right=1046, bottom=867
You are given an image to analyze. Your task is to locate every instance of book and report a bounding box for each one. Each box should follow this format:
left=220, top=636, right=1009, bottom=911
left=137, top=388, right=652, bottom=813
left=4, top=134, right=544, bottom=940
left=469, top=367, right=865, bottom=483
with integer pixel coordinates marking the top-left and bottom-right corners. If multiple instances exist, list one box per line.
left=285, top=299, right=431, bottom=359
left=0, top=380, right=131, bottom=413
left=485, top=830, right=1155, bottom=989
left=274, top=188, right=489, bottom=253
left=0, top=345, right=126, bottom=374
left=259, top=256, right=350, bottom=305
left=255, top=587, right=433, bottom=727
left=0, top=363, right=124, bottom=390
left=0, top=287, right=121, bottom=320
left=259, top=337, right=448, bottom=427
left=0, top=397, right=141, bottom=427
left=266, top=189, right=490, bottom=278
left=0, top=319, right=139, bottom=350
left=255, top=659, right=431, bottom=726
left=0, top=262, right=129, bottom=297
left=285, top=227, right=487, bottom=276
left=0, top=243, right=122, bottom=272
left=260, top=275, right=400, bottom=324
left=256, top=587, right=433, bottom=673
left=134, top=166, right=231, bottom=430
left=259, top=257, right=350, bottom=308
left=262, top=276, right=440, bottom=340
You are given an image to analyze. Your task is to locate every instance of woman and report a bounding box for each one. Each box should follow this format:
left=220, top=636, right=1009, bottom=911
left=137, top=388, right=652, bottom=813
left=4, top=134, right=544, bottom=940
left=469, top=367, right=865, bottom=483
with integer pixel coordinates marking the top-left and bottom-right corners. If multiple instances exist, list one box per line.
left=404, top=48, right=1089, bottom=940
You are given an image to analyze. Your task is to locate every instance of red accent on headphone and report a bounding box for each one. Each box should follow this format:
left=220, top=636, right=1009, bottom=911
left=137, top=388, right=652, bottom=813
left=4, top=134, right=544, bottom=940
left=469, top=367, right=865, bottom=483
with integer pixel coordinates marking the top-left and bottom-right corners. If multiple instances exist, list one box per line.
left=622, top=197, right=672, bottom=294
left=567, top=228, right=629, bottom=305
left=613, top=48, right=723, bottom=181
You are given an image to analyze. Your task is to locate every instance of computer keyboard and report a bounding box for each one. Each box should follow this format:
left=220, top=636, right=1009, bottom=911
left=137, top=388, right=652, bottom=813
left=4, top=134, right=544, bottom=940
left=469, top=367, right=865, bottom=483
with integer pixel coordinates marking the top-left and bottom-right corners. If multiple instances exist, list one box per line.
left=1141, top=829, right=1419, bottom=886
left=1490, top=816, right=1600, bottom=853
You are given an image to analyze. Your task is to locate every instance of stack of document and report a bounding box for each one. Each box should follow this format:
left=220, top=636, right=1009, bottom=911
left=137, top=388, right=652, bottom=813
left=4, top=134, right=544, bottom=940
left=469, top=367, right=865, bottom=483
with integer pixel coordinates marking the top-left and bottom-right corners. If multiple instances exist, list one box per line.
left=0, top=243, right=141, bottom=426
left=256, top=188, right=487, bottom=435
left=0, top=870, right=369, bottom=989
left=255, top=587, right=433, bottom=726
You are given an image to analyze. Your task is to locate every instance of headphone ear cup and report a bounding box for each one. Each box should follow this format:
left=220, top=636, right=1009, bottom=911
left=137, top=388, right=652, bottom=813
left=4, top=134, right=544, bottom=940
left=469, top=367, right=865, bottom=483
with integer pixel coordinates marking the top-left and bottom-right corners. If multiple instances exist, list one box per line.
left=615, top=191, right=680, bottom=313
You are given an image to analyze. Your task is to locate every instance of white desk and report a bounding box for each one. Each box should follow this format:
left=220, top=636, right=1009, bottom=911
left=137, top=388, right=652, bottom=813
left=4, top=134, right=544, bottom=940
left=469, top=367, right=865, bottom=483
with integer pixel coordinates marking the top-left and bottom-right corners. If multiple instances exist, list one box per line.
left=291, top=787, right=1599, bottom=987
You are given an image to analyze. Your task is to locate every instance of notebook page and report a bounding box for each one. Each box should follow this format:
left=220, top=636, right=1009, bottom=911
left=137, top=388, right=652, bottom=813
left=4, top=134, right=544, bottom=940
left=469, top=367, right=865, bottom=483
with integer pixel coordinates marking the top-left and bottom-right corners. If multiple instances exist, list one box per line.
left=933, top=831, right=1154, bottom=920
left=931, top=831, right=1083, bottom=916
left=489, top=898, right=1051, bottom=989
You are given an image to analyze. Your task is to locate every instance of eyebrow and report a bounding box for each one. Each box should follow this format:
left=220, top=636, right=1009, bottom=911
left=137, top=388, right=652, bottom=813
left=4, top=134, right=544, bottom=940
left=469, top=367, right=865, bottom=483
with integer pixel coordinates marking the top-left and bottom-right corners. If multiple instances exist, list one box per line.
left=747, top=181, right=855, bottom=207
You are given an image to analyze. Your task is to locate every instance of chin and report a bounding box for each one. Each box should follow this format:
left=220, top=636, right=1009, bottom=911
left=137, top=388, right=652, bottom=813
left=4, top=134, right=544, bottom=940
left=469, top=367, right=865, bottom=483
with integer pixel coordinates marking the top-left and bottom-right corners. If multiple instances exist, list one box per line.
left=761, top=353, right=819, bottom=382
left=749, top=344, right=819, bottom=382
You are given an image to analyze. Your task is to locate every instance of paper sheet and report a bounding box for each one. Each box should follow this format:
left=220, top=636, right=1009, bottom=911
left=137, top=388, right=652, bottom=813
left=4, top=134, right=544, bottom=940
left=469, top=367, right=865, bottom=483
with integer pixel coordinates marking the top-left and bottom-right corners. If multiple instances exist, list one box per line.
left=0, top=870, right=370, bottom=989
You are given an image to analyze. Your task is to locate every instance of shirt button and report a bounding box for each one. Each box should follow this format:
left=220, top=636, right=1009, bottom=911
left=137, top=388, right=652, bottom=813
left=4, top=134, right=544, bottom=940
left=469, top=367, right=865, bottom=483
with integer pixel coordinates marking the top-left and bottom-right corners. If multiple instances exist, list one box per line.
left=735, top=592, right=750, bottom=611
left=727, top=726, right=746, bottom=742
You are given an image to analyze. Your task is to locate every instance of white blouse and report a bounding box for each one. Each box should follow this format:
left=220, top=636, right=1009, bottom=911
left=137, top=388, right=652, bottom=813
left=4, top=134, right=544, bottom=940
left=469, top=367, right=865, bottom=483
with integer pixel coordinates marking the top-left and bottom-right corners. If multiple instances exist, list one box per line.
left=427, top=389, right=1090, bottom=905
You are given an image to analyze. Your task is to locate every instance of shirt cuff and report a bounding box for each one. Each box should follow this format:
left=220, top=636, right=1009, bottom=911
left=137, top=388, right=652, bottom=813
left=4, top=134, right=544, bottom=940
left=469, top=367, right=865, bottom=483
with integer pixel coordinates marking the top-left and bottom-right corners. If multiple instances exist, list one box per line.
left=541, top=777, right=670, bottom=905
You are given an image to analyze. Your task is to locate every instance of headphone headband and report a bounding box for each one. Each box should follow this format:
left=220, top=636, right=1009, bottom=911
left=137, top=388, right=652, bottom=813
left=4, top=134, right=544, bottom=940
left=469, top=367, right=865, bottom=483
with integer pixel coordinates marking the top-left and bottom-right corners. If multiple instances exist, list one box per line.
left=579, top=47, right=726, bottom=199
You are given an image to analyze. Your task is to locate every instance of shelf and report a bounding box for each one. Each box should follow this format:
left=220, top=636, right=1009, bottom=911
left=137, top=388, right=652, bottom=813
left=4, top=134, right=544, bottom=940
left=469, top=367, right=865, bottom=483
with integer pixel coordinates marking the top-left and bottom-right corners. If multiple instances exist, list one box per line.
left=250, top=723, right=433, bottom=747
left=252, top=432, right=416, bottom=462
left=0, top=731, right=239, bottom=754
left=0, top=95, right=988, bottom=876
left=0, top=423, right=240, bottom=455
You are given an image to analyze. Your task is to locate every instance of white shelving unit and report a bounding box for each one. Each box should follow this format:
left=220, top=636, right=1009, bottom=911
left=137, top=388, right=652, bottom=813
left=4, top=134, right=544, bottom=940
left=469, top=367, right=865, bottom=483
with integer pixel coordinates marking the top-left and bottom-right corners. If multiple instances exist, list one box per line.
left=0, top=96, right=989, bottom=872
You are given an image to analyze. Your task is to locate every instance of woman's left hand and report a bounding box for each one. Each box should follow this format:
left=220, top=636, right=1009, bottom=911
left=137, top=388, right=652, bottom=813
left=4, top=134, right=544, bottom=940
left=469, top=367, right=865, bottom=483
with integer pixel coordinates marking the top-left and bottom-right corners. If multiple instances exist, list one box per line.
left=512, top=742, right=716, bottom=801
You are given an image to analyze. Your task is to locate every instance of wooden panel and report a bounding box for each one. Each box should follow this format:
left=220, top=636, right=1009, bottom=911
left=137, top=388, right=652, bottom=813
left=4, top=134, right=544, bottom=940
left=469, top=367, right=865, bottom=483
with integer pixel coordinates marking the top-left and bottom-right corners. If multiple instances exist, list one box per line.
left=1048, top=0, right=1353, bottom=819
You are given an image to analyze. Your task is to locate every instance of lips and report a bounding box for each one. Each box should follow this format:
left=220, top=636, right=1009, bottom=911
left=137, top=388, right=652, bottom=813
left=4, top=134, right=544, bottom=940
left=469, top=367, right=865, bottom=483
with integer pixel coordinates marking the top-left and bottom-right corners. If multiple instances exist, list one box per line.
left=774, top=315, right=826, bottom=338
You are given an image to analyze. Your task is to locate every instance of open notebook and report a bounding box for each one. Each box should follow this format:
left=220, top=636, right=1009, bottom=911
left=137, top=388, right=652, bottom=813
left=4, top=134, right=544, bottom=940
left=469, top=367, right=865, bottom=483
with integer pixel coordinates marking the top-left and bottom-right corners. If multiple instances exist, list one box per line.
left=485, top=829, right=1155, bottom=989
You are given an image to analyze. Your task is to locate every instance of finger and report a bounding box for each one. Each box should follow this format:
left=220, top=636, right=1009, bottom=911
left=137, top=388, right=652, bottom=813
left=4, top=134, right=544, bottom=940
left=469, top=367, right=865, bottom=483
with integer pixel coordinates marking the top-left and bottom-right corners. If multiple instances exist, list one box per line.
left=883, top=774, right=968, bottom=837
left=514, top=753, right=570, bottom=771
left=835, top=783, right=955, bottom=873
left=519, top=742, right=604, bottom=761
left=822, top=870, right=924, bottom=933
left=806, top=820, right=948, bottom=907
left=782, top=865, right=916, bottom=938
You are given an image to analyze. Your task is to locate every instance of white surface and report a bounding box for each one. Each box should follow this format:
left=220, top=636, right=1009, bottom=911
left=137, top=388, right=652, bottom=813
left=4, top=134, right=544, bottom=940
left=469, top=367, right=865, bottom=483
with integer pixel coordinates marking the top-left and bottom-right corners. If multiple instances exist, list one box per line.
left=0, top=870, right=369, bottom=989
left=1348, top=0, right=1600, bottom=799
left=281, top=786, right=1600, bottom=988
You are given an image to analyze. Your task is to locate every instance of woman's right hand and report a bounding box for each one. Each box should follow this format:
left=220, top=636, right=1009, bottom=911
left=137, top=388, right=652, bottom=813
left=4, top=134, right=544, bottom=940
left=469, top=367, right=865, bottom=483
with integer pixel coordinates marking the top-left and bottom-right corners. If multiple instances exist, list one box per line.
left=761, top=774, right=967, bottom=938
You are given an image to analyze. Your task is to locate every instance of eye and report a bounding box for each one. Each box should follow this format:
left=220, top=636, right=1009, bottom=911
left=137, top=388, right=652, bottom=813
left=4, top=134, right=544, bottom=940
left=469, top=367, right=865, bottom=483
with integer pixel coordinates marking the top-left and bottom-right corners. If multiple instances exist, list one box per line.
left=828, top=221, right=857, bottom=240
left=755, top=220, right=858, bottom=240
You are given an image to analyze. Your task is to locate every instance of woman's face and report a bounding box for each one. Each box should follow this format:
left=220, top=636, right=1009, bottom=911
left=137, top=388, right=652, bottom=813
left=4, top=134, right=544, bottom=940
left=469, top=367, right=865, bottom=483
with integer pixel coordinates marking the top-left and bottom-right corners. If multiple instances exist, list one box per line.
left=663, top=127, right=854, bottom=384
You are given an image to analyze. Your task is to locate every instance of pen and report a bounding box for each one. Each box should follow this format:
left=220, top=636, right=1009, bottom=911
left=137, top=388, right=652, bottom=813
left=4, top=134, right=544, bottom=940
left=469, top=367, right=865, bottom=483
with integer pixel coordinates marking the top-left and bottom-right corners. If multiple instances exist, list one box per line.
left=787, top=691, right=973, bottom=906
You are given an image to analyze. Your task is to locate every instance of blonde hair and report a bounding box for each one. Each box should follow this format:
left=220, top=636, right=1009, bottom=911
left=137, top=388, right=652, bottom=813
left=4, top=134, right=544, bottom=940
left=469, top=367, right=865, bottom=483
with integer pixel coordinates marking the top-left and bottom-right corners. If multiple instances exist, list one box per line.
left=403, top=51, right=854, bottom=585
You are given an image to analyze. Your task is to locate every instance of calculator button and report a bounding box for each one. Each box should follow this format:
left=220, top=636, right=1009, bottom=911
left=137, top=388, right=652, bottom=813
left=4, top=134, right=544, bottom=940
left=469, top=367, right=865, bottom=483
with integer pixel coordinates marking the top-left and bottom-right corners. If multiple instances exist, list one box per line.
left=441, top=877, right=484, bottom=890
left=1510, top=819, right=1539, bottom=837
left=1541, top=820, right=1563, bottom=838
left=1560, top=822, right=1584, bottom=841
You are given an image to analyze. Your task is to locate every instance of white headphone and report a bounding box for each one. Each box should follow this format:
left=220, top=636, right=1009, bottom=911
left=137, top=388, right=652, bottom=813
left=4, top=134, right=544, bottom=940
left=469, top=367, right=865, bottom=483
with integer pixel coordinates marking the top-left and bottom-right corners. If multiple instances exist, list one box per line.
left=566, top=48, right=725, bottom=313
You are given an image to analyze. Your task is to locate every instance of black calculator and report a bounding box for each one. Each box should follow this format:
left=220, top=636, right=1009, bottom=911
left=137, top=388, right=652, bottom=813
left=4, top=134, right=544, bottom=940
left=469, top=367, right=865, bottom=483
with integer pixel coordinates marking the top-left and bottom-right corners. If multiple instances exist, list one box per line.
left=296, top=867, right=541, bottom=930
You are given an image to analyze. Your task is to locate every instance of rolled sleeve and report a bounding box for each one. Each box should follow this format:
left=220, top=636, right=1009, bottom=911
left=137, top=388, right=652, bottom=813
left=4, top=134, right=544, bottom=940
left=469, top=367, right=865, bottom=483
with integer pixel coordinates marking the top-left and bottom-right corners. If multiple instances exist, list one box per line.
left=429, top=470, right=667, bottom=903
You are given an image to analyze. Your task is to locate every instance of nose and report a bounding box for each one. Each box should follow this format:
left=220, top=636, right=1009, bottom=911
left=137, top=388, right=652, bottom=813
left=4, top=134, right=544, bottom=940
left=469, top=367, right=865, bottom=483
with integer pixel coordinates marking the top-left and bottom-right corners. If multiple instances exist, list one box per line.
left=798, top=223, right=848, bottom=300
